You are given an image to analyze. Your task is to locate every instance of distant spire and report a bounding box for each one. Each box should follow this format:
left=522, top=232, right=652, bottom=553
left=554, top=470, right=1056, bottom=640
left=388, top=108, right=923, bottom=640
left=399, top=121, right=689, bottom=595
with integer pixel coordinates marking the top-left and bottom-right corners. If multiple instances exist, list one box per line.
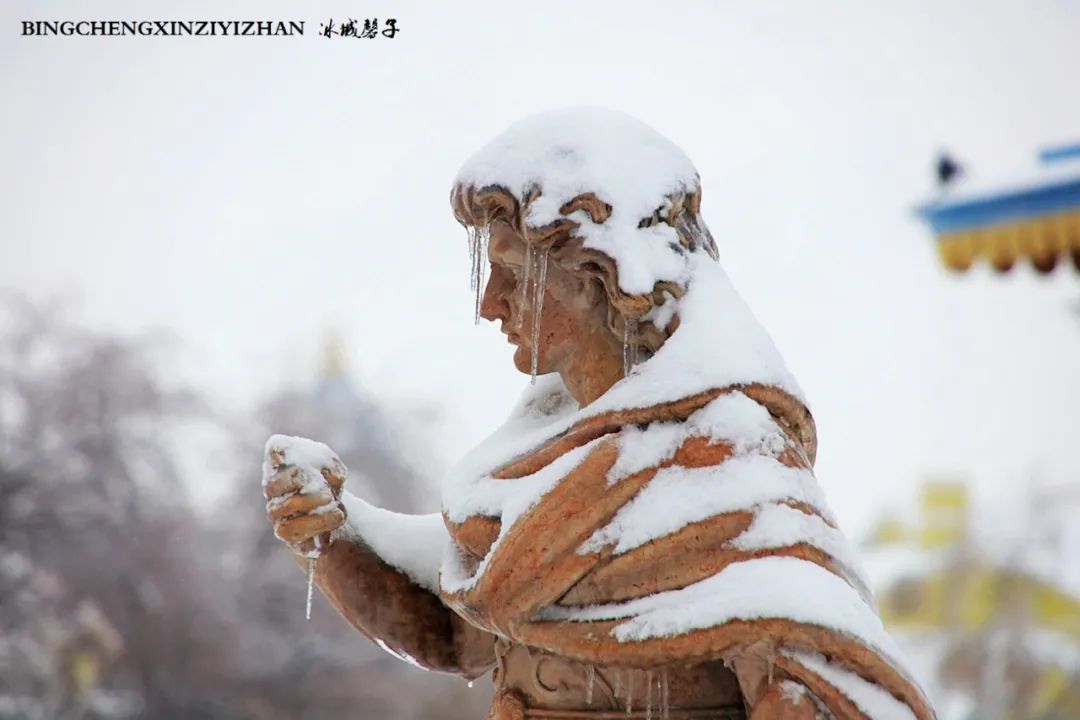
left=321, top=330, right=346, bottom=379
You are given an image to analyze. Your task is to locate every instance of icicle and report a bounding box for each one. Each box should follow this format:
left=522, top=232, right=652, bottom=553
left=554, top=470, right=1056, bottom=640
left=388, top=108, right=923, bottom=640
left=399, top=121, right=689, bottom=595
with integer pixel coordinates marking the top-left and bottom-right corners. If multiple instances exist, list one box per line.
left=622, top=320, right=638, bottom=376
left=468, top=226, right=478, bottom=291
left=585, top=664, right=595, bottom=705
left=767, top=646, right=775, bottom=686
left=660, top=669, right=670, bottom=720
left=467, top=681, right=474, bottom=689
left=469, top=225, right=491, bottom=326
left=625, top=672, right=633, bottom=714
left=517, top=241, right=533, bottom=331
left=613, top=669, right=621, bottom=698
left=305, top=557, right=315, bottom=621
left=529, top=249, right=549, bottom=384
left=645, top=670, right=654, bottom=720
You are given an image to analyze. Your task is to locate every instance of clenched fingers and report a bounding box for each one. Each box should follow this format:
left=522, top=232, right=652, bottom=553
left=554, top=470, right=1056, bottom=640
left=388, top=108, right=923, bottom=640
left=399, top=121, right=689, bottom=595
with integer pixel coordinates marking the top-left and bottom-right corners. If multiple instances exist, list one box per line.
left=320, top=461, right=346, bottom=495
left=263, top=466, right=311, bottom=500
left=274, top=507, right=346, bottom=545
left=266, top=491, right=336, bottom=523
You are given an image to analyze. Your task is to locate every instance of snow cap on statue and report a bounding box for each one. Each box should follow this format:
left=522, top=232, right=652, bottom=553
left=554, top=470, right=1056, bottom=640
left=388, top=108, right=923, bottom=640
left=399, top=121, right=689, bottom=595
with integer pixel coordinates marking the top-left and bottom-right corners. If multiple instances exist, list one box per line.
left=451, top=107, right=720, bottom=301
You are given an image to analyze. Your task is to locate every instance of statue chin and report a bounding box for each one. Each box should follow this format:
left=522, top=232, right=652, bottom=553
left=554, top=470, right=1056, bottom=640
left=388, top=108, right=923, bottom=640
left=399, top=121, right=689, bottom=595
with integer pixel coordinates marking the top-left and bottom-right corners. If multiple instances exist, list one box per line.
left=511, top=345, right=536, bottom=375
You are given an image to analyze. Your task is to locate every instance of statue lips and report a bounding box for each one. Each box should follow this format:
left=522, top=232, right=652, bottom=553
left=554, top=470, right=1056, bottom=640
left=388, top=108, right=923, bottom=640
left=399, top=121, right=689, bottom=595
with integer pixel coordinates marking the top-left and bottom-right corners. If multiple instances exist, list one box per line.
left=501, top=325, right=521, bottom=345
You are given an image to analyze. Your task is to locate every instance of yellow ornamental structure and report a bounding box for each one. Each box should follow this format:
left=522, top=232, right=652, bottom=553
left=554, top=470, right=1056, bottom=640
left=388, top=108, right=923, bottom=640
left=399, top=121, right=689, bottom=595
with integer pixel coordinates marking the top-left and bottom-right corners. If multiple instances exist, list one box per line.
left=917, top=144, right=1080, bottom=274
left=865, top=481, right=1080, bottom=719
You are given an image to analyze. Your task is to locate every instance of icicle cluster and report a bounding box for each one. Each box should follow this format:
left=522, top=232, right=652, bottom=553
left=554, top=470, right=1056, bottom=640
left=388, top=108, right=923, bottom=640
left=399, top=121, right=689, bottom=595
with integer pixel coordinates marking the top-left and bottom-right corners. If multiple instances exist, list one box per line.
left=463, top=224, right=648, bottom=386
left=601, top=668, right=670, bottom=720
left=466, top=227, right=551, bottom=386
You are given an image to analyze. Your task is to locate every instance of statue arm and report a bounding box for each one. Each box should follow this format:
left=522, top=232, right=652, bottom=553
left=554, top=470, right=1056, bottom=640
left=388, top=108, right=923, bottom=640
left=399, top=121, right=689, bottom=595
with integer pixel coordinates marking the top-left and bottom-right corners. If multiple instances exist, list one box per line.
left=305, top=493, right=497, bottom=679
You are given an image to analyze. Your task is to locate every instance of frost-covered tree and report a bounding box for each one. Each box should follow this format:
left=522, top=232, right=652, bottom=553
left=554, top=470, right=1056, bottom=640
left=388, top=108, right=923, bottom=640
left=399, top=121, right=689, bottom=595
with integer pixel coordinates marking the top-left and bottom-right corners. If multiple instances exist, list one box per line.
left=0, top=297, right=488, bottom=718
left=0, top=297, right=237, bottom=719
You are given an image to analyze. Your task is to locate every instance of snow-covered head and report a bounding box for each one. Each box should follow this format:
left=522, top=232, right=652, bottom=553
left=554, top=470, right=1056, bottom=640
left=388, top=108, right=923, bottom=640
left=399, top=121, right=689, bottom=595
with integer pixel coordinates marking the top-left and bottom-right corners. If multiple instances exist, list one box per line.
left=451, top=107, right=720, bottom=361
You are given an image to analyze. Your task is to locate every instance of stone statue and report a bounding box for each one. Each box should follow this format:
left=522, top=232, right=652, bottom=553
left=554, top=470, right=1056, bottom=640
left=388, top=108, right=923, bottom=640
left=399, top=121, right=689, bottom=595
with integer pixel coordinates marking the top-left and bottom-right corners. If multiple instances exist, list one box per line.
left=261, top=109, right=935, bottom=720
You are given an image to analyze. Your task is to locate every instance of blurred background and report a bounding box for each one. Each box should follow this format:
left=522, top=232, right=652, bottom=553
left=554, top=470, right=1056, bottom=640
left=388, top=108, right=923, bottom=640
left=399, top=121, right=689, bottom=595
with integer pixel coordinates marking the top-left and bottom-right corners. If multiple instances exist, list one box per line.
left=2, top=1, right=1078, bottom=718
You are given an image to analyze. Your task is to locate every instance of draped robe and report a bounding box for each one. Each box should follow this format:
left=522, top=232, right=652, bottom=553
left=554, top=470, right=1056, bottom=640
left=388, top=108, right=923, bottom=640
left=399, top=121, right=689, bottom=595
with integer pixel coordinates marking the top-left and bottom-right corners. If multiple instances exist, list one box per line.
left=438, top=379, right=934, bottom=720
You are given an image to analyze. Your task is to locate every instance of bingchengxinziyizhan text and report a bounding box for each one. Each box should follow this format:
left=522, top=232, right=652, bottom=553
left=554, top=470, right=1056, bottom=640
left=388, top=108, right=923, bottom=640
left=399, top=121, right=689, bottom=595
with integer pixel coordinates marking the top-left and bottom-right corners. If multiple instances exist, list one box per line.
left=20, top=19, right=401, bottom=39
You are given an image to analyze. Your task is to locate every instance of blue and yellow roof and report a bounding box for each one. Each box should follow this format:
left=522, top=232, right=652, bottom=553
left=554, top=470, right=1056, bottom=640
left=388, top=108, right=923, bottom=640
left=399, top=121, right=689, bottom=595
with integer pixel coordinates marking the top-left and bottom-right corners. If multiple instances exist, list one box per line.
left=918, top=143, right=1080, bottom=273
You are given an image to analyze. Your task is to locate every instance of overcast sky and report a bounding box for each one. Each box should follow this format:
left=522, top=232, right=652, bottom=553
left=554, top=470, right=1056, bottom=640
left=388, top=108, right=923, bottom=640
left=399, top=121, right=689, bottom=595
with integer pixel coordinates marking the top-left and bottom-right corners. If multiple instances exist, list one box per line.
left=3, top=0, right=1079, bottom=537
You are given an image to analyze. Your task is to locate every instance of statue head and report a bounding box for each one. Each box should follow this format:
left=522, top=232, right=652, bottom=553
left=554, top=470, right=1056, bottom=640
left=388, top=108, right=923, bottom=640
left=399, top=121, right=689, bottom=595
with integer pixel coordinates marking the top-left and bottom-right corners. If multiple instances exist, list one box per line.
left=451, top=108, right=720, bottom=400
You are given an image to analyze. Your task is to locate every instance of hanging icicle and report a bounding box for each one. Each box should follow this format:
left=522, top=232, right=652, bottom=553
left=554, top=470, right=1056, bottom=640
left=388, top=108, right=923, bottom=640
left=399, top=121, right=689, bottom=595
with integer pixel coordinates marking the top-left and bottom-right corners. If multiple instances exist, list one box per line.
left=468, top=225, right=491, bottom=325
left=585, top=664, right=595, bottom=705
left=467, top=226, right=478, bottom=320
left=304, top=557, right=315, bottom=621
left=660, top=669, right=670, bottom=720
left=467, top=226, right=478, bottom=290
left=517, top=241, right=533, bottom=331
left=625, top=672, right=633, bottom=715
left=613, top=669, right=622, bottom=698
left=623, top=318, right=638, bottom=376
left=530, top=249, right=549, bottom=384
left=645, top=670, right=654, bottom=720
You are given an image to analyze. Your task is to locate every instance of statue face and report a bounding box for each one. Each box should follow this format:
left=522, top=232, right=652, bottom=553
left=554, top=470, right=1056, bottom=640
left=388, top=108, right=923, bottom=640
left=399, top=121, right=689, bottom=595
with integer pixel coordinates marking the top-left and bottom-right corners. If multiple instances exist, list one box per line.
left=479, top=221, right=609, bottom=377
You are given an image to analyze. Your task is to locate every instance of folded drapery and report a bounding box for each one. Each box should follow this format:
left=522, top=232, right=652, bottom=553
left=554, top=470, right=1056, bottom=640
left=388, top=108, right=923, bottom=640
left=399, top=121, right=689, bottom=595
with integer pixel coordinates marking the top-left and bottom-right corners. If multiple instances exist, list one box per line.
left=441, top=382, right=933, bottom=720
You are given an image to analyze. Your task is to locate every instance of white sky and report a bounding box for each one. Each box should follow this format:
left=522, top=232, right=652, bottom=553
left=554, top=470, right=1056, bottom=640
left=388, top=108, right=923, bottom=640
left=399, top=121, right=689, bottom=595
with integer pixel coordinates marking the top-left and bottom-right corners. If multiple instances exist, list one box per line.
left=3, top=0, right=1079, bottom=537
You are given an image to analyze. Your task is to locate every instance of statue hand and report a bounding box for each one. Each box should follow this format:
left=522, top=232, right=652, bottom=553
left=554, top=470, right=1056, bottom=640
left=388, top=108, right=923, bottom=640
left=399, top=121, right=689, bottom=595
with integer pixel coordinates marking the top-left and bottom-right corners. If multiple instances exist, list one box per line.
left=262, top=435, right=348, bottom=557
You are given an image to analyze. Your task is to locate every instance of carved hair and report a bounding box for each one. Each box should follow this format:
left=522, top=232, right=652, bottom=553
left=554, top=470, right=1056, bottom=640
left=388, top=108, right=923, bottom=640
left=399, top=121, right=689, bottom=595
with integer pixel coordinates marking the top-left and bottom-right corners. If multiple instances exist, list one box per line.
left=450, top=182, right=719, bottom=359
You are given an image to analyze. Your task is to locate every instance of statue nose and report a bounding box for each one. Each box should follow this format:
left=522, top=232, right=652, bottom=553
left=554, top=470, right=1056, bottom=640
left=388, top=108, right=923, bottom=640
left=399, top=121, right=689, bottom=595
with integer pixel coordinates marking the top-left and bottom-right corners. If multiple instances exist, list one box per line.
left=479, top=271, right=510, bottom=323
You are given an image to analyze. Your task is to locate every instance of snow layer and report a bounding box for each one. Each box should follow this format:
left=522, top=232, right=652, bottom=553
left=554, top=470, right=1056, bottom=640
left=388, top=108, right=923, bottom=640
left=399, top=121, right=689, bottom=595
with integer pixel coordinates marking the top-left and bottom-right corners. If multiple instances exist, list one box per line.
left=606, top=391, right=788, bottom=484
left=605, top=421, right=684, bottom=484
left=337, top=492, right=448, bottom=594
left=598, top=253, right=803, bottom=408
left=779, top=679, right=809, bottom=704
left=262, top=434, right=340, bottom=490
left=455, top=107, right=700, bottom=296
left=440, top=437, right=606, bottom=593
left=787, top=650, right=917, bottom=720
left=685, top=392, right=790, bottom=456
left=731, top=502, right=872, bottom=603
left=444, top=435, right=602, bottom=527
left=540, top=556, right=907, bottom=670
left=579, top=457, right=828, bottom=556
